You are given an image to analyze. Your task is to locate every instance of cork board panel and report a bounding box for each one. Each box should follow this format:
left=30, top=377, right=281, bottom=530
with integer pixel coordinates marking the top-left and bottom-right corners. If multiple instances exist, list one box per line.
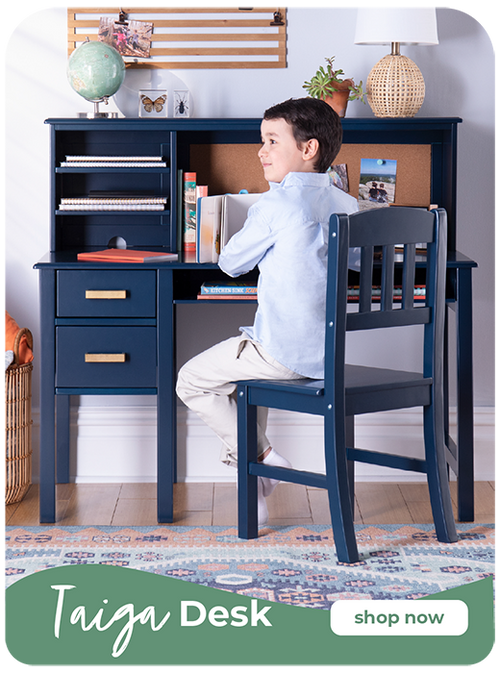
left=336, top=144, right=432, bottom=207
left=190, top=143, right=432, bottom=206
left=190, top=144, right=268, bottom=195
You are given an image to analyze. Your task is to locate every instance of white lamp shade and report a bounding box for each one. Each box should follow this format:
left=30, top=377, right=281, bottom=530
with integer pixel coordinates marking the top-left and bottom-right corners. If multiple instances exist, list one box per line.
left=355, top=8, right=438, bottom=46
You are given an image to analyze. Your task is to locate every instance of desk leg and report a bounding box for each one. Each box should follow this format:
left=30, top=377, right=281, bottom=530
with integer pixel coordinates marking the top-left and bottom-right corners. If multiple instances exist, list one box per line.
left=456, top=267, right=474, bottom=521
left=56, top=395, right=71, bottom=483
left=39, top=269, right=56, bottom=523
left=157, top=269, right=175, bottom=523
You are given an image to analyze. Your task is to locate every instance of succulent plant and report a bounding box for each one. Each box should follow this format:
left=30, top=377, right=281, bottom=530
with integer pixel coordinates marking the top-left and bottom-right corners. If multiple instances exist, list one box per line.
left=303, top=56, right=365, bottom=103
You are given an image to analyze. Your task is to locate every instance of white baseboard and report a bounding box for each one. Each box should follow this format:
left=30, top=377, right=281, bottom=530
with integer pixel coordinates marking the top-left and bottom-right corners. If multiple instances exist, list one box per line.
left=29, top=404, right=495, bottom=483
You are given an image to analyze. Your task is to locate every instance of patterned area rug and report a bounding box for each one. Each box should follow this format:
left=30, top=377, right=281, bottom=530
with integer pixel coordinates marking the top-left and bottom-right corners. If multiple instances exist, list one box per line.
left=6, top=524, right=494, bottom=608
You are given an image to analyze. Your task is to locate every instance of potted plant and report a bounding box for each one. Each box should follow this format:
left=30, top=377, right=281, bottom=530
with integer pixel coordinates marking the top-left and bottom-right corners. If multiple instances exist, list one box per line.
left=303, top=56, right=365, bottom=117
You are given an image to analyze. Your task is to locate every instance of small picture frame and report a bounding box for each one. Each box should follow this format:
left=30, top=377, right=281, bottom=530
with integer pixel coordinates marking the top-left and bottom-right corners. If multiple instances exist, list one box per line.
left=358, top=158, right=397, bottom=211
left=138, top=89, right=168, bottom=118
left=173, top=90, right=191, bottom=118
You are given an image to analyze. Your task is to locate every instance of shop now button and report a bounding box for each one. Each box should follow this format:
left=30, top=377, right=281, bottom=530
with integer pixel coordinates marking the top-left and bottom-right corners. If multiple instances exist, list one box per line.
left=330, top=600, right=468, bottom=636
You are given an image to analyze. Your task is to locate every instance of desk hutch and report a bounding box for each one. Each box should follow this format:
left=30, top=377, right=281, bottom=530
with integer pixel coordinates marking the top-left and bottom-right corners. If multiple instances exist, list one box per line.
left=35, top=117, right=476, bottom=524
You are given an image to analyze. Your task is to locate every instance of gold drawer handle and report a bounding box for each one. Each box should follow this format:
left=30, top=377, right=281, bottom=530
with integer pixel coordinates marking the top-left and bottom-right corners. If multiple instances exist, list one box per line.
left=85, top=290, right=127, bottom=300
left=85, top=353, right=126, bottom=363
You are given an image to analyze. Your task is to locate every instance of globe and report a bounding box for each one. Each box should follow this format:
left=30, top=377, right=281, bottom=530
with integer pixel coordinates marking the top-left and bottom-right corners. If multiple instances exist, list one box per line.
left=67, top=40, right=125, bottom=104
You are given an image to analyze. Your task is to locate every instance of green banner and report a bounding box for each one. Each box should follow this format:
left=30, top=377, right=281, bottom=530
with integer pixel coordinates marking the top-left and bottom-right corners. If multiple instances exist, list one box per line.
left=5, top=564, right=494, bottom=666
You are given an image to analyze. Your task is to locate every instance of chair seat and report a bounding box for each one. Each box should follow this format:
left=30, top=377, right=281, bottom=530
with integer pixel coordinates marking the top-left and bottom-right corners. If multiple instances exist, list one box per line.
left=345, top=364, right=429, bottom=393
left=242, top=377, right=325, bottom=396
left=241, top=364, right=431, bottom=416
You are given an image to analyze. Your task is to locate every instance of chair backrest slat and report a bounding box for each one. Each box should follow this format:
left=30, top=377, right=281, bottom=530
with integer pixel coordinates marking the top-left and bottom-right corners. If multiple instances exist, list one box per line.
left=381, top=244, right=395, bottom=311
left=359, top=246, right=374, bottom=311
left=402, top=243, right=417, bottom=309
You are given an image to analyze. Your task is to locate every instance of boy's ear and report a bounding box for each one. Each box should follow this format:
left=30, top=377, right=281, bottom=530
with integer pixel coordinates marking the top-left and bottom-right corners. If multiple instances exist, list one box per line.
left=302, top=138, right=320, bottom=162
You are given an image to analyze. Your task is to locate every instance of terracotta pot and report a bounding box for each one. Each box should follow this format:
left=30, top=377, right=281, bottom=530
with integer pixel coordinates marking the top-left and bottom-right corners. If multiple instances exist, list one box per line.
left=323, top=79, right=353, bottom=118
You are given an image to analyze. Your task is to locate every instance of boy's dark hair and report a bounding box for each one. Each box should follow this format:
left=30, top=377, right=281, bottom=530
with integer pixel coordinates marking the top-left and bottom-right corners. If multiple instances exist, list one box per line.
left=263, top=97, right=343, bottom=173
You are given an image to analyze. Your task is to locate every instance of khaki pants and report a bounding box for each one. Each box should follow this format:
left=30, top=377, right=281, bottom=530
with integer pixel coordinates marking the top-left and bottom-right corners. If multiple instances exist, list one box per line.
left=176, top=334, right=304, bottom=467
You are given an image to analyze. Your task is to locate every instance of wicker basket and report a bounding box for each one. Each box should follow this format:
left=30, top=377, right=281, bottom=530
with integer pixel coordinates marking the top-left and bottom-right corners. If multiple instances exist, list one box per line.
left=5, top=327, right=33, bottom=505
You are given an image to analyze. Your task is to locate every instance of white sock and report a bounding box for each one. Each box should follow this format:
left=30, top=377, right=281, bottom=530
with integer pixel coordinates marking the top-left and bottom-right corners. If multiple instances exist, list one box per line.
left=260, top=448, right=291, bottom=498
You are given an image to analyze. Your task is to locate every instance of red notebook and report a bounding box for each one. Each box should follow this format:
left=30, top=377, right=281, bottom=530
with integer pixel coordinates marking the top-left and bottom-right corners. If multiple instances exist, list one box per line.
left=77, top=248, right=178, bottom=263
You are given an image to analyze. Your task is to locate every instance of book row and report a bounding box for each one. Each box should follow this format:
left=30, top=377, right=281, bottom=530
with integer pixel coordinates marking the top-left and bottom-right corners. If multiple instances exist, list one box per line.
left=196, top=283, right=426, bottom=302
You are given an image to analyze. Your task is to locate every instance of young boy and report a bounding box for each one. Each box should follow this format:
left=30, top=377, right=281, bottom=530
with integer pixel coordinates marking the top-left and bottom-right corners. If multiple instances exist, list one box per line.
left=176, top=97, right=358, bottom=524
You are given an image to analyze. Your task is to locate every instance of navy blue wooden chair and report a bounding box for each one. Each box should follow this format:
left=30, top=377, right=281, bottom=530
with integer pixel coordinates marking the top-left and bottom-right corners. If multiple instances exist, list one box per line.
left=236, top=207, right=458, bottom=564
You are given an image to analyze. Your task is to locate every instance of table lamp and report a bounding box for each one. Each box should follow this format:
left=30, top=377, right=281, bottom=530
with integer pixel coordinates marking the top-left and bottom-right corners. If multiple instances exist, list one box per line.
left=354, top=8, right=438, bottom=117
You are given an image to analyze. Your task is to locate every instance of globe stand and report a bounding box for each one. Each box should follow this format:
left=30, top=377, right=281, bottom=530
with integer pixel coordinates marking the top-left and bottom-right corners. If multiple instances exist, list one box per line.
left=77, top=96, right=118, bottom=119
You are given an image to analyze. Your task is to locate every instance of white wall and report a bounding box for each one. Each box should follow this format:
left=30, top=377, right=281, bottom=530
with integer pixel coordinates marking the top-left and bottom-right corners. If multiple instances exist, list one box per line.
left=4, top=4, right=495, bottom=482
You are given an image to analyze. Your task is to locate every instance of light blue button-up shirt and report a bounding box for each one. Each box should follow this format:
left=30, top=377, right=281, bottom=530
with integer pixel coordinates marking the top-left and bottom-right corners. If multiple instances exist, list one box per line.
left=218, top=171, right=358, bottom=378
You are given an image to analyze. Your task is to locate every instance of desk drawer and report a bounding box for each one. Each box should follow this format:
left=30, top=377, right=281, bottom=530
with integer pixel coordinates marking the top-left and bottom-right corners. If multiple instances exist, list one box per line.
left=56, top=326, right=156, bottom=388
left=57, top=270, right=156, bottom=317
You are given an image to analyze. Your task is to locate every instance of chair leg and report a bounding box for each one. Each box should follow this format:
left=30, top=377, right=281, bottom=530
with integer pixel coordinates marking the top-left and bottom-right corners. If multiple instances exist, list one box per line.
left=324, top=412, right=359, bottom=564
left=423, top=402, right=459, bottom=543
left=237, top=386, right=259, bottom=539
left=346, top=415, right=355, bottom=517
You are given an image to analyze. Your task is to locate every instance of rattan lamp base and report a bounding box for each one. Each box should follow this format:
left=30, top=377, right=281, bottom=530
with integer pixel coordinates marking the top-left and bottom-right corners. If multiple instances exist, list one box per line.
left=367, top=53, right=425, bottom=118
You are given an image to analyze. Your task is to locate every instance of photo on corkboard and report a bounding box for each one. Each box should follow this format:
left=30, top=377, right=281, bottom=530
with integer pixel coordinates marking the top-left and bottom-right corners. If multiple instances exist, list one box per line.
left=358, top=158, right=397, bottom=211
left=328, top=164, right=349, bottom=193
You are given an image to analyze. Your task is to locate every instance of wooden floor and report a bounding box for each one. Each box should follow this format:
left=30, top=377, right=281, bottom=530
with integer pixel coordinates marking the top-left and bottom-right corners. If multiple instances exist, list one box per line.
left=6, top=481, right=495, bottom=527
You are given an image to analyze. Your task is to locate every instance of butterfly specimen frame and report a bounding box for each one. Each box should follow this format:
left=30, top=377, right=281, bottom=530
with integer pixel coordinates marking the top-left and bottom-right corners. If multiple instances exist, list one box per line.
left=139, top=90, right=168, bottom=117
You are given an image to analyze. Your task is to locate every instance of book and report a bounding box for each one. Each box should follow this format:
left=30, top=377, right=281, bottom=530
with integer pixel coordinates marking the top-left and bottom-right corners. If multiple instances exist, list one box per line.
left=196, top=195, right=223, bottom=263
left=183, top=173, right=197, bottom=255
left=61, top=155, right=166, bottom=168
left=220, top=193, right=262, bottom=249
left=191, top=185, right=209, bottom=258
left=199, top=282, right=257, bottom=295
left=77, top=249, right=178, bottom=263
left=64, top=155, right=165, bottom=162
left=196, top=192, right=262, bottom=263
left=59, top=204, right=166, bottom=211
left=58, top=196, right=168, bottom=211
left=182, top=178, right=208, bottom=258
left=60, top=197, right=168, bottom=204
left=177, top=169, right=184, bottom=257
left=197, top=293, right=257, bottom=300
left=60, top=161, right=167, bottom=168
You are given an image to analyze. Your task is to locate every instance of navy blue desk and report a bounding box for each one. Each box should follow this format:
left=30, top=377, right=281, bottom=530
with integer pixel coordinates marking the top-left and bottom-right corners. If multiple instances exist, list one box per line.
left=34, top=254, right=476, bottom=524
left=35, top=117, right=476, bottom=524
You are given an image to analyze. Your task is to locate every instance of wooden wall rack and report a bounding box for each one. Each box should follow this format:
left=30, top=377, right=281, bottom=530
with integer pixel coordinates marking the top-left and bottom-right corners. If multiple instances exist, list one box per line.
left=68, top=7, right=287, bottom=69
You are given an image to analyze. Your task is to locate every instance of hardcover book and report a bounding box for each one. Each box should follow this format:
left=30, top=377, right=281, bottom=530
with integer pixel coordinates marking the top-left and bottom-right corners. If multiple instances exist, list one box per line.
left=77, top=248, right=178, bottom=263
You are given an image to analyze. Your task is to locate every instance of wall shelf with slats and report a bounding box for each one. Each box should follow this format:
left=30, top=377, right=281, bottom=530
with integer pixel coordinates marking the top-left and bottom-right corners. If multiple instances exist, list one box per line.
left=68, top=7, right=287, bottom=69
